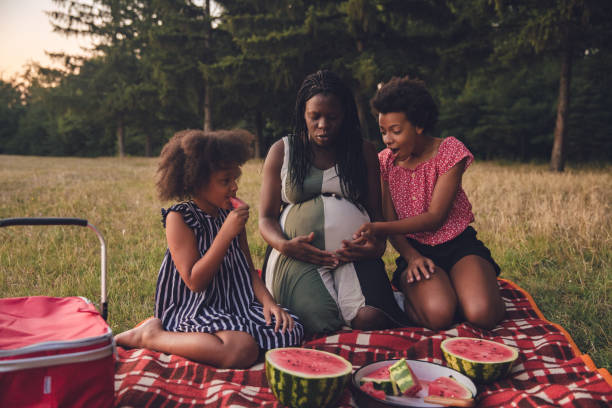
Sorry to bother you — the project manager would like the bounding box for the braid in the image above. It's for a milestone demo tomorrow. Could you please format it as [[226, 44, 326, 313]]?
[[290, 70, 369, 209]]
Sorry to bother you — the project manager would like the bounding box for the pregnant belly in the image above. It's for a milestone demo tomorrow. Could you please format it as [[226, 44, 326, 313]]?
[[281, 195, 370, 251]]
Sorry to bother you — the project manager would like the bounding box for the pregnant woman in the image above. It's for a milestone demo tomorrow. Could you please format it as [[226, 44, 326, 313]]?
[[259, 70, 408, 334]]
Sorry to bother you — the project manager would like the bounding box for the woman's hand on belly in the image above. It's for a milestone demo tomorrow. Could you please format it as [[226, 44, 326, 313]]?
[[334, 234, 386, 262], [282, 231, 340, 267]]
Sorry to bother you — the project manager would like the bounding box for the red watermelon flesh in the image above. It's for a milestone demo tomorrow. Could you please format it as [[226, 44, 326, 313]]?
[[266, 348, 352, 376], [359, 363, 395, 395], [359, 382, 387, 400], [428, 376, 472, 399], [443, 338, 516, 362], [363, 364, 392, 380], [230, 196, 247, 209]]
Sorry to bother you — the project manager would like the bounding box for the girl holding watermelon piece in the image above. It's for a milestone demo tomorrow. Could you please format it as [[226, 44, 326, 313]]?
[[354, 77, 506, 330], [115, 129, 303, 368]]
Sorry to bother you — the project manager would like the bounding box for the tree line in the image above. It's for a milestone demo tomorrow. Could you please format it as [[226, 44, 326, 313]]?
[[1, 0, 610, 170]]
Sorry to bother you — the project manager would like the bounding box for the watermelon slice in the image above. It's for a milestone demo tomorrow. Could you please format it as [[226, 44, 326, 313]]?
[[428, 376, 472, 399], [441, 337, 519, 383], [359, 381, 387, 400], [229, 196, 247, 209], [358, 363, 395, 395], [388, 358, 421, 396], [265, 347, 352, 408]]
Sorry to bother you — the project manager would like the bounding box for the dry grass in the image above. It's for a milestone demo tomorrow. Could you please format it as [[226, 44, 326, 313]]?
[[1, 155, 610, 370]]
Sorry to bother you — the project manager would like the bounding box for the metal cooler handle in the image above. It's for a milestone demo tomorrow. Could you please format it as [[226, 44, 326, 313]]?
[[0, 217, 108, 321]]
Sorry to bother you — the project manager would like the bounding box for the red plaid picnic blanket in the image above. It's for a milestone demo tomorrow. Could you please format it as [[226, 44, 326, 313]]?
[[114, 279, 612, 407]]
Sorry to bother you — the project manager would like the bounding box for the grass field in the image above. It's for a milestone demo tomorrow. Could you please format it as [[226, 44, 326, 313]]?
[[1, 155, 610, 370]]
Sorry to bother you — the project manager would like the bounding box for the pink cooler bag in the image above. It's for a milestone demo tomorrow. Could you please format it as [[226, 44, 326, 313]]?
[[0, 218, 115, 408]]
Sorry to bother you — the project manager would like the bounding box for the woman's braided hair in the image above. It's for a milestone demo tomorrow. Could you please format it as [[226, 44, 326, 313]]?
[[289, 70, 368, 208]]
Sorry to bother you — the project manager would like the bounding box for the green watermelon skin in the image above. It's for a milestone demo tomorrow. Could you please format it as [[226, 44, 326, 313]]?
[[265, 348, 352, 408], [441, 337, 519, 383], [358, 364, 395, 395], [388, 358, 421, 396]]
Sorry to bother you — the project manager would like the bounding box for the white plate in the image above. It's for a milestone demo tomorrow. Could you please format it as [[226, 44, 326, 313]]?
[[352, 359, 477, 408]]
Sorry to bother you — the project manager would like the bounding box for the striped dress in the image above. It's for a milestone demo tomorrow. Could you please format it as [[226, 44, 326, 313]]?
[[154, 201, 304, 350]]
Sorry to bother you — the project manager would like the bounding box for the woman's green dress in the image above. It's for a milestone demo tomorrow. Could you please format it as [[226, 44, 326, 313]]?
[[263, 137, 408, 334]]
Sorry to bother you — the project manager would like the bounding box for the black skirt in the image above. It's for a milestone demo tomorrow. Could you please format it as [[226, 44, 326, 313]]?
[[392, 226, 501, 289]]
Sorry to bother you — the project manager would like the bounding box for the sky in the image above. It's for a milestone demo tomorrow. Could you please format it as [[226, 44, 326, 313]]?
[[0, 0, 91, 81]]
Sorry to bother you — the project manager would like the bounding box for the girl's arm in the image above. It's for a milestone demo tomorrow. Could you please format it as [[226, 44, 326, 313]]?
[[259, 139, 337, 267], [382, 175, 417, 257], [359, 158, 468, 237], [382, 177, 435, 282], [238, 229, 295, 333], [166, 207, 246, 293]]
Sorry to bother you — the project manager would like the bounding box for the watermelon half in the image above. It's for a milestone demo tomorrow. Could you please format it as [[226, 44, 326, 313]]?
[[441, 337, 519, 383], [265, 347, 352, 408]]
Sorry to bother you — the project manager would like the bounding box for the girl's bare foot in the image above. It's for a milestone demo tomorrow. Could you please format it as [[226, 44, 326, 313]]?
[[114, 317, 163, 349]]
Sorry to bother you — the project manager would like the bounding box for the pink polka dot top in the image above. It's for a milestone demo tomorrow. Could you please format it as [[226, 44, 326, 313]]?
[[379, 137, 474, 246]]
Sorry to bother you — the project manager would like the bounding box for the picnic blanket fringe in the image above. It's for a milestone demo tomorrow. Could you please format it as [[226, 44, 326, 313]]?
[[114, 279, 612, 407]]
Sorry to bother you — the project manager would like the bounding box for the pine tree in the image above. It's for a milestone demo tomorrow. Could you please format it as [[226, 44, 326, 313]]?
[[48, 0, 162, 156], [489, 0, 612, 171]]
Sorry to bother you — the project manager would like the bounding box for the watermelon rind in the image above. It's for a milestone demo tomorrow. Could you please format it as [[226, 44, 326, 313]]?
[[358, 363, 395, 395], [265, 347, 352, 408], [441, 337, 519, 383], [388, 358, 420, 395]]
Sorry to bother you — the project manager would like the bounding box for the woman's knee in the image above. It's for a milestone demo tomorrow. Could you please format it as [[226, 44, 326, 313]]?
[[300, 304, 344, 334], [292, 295, 343, 334]]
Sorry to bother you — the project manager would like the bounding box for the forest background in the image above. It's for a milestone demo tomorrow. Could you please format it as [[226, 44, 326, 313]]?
[[1, 0, 611, 168]]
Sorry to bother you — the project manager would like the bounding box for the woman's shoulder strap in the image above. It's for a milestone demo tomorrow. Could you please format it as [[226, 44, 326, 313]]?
[[282, 135, 290, 158]]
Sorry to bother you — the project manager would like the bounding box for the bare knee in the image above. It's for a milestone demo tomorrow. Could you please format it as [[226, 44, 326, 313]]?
[[217, 336, 259, 369], [463, 299, 506, 330], [415, 297, 456, 331], [351, 307, 393, 331], [450, 254, 505, 329], [420, 304, 455, 331]]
